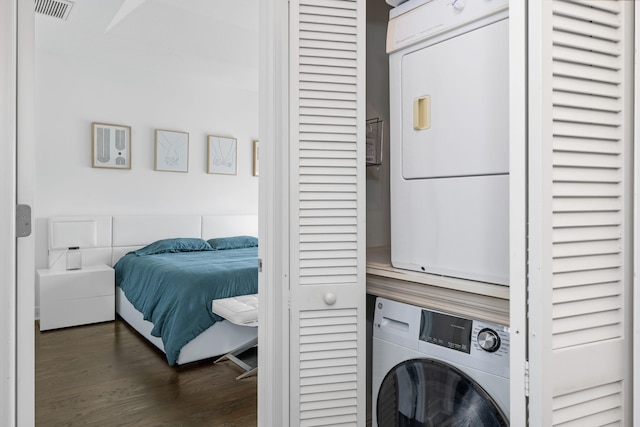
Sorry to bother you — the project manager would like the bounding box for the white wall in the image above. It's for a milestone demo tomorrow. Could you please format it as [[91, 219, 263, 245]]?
[[366, 1, 391, 249], [34, 41, 258, 312]]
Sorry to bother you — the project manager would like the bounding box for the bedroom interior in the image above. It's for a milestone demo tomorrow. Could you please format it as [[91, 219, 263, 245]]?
[[34, 0, 264, 424]]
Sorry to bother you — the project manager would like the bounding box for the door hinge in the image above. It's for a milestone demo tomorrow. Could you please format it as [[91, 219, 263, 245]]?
[[258, 258, 263, 272], [524, 360, 530, 397], [16, 204, 32, 238]]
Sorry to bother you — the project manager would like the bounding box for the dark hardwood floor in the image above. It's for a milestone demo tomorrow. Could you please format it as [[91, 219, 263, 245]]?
[[36, 318, 257, 426]]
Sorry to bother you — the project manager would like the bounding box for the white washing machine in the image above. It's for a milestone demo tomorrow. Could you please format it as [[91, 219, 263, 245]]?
[[388, 0, 510, 285], [372, 298, 510, 426]]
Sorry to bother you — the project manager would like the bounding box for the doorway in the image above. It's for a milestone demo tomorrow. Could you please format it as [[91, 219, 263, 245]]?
[[33, 0, 259, 424]]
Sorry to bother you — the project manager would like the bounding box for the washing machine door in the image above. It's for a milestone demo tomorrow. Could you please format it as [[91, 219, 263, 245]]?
[[377, 359, 508, 427]]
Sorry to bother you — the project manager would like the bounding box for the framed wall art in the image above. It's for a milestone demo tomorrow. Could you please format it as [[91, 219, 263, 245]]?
[[92, 122, 131, 169], [155, 129, 189, 172], [253, 140, 259, 176], [207, 135, 237, 175]]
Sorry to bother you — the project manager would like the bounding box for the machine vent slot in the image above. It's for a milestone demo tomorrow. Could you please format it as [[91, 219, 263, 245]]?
[[35, 0, 74, 21]]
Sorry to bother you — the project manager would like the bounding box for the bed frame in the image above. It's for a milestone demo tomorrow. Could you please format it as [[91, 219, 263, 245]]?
[[47, 214, 259, 365]]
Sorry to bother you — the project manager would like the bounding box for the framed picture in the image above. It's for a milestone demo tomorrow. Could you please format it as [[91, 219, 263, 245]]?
[[92, 122, 131, 169], [155, 129, 189, 172], [207, 135, 237, 175], [253, 140, 259, 176]]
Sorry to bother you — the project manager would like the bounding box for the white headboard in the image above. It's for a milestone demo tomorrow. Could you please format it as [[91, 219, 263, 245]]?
[[47, 214, 258, 269], [47, 216, 112, 270]]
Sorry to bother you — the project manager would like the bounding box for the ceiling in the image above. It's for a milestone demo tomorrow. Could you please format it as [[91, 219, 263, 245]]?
[[35, 0, 259, 89]]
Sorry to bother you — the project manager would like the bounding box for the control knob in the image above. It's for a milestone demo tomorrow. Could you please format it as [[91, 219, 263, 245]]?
[[477, 328, 501, 353]]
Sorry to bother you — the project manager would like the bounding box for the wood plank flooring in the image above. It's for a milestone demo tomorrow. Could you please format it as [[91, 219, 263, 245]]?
[[36, 318, 257, 426]]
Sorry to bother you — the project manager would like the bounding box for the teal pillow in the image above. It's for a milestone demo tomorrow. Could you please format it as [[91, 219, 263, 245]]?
[[207, 236, 258, 250], [132, 238, 212, 256]]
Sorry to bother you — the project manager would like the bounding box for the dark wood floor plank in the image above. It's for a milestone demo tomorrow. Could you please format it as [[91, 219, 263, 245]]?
[[36, 319, 257, 426]]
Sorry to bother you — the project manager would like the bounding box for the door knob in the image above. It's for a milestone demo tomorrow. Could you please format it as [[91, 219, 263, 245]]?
[[324, 292, 337, 305]]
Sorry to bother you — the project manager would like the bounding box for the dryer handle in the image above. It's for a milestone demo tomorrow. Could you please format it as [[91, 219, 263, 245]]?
[[413, 95, 431, 130]]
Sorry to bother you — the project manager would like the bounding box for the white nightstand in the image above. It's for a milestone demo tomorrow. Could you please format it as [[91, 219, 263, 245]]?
[[38, 264, 115, 331]]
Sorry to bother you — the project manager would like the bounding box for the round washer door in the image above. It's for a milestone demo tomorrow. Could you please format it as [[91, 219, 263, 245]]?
[[377, 358, 508, 427]]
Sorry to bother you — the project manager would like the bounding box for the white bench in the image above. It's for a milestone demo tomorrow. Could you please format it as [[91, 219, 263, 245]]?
[[212, 294, 258, 379]]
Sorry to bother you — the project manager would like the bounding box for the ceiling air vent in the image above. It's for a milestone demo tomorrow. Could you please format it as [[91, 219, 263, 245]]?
[[35, 0, 74, 21]]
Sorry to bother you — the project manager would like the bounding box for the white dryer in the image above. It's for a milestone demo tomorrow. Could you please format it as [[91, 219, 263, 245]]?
[[372, 298, 510, 426], [388, 0, 510, 285]]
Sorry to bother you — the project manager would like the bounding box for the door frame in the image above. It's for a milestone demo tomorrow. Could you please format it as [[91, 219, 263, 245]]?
[[508, 0, 528, 423], [0, 0, 19, 422], [16, 0, 36, 422], [634, 3, 639, 422], [2, 0, 35, 425], [258, 0, 290, 425]]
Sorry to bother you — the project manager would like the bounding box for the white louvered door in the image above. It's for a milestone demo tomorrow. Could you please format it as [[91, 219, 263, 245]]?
[[527, 1, 633, 425], [289, 0, 366, 425]]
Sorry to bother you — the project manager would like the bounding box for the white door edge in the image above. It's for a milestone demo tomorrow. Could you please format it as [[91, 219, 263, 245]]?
[[0, 0, 18, 423], [16, 0, 36, 424], [634, 3, 639, 424], [508, 1, 528, 424], [258, 0, 290, 425]]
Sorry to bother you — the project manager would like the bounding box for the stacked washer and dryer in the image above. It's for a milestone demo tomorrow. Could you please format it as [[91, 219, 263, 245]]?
[[373, 0, 511, 425]]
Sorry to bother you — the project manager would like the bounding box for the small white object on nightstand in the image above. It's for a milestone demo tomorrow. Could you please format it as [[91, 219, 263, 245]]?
[[65, 247, 82, 270], [38, 264, 115, 331]]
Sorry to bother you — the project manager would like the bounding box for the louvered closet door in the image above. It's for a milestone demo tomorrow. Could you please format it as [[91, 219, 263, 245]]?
[[289, 0, 366, 425], [527, 1, 633, 425]]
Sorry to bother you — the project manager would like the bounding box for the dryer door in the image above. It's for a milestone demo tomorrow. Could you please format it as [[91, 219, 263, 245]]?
[[401, 18, 509, 180], [377, 359, 508, 427]]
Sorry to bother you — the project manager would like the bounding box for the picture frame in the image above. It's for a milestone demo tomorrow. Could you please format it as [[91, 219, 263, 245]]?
[[253, 140, 259, 177], [155, 129, 189, 173], [207, 135, 237, 175], [92, 122, 131, 169]]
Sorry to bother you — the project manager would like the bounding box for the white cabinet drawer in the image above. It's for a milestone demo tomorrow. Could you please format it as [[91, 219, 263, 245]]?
[[38, 265, 115, 331], [39, 266, 114, 300], [40, 296, 114, 331]]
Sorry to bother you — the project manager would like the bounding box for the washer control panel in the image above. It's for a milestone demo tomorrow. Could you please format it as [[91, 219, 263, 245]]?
[[374, 298, 510, 379], [419, 307, 510, 378]]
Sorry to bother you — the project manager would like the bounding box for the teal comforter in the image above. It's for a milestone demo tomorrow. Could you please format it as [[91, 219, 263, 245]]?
[[114, 247, 258, 365]]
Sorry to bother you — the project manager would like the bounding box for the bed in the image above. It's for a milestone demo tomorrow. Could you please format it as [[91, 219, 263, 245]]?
[[115, 237, 258, 365], [46, 214, 259, 366]]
